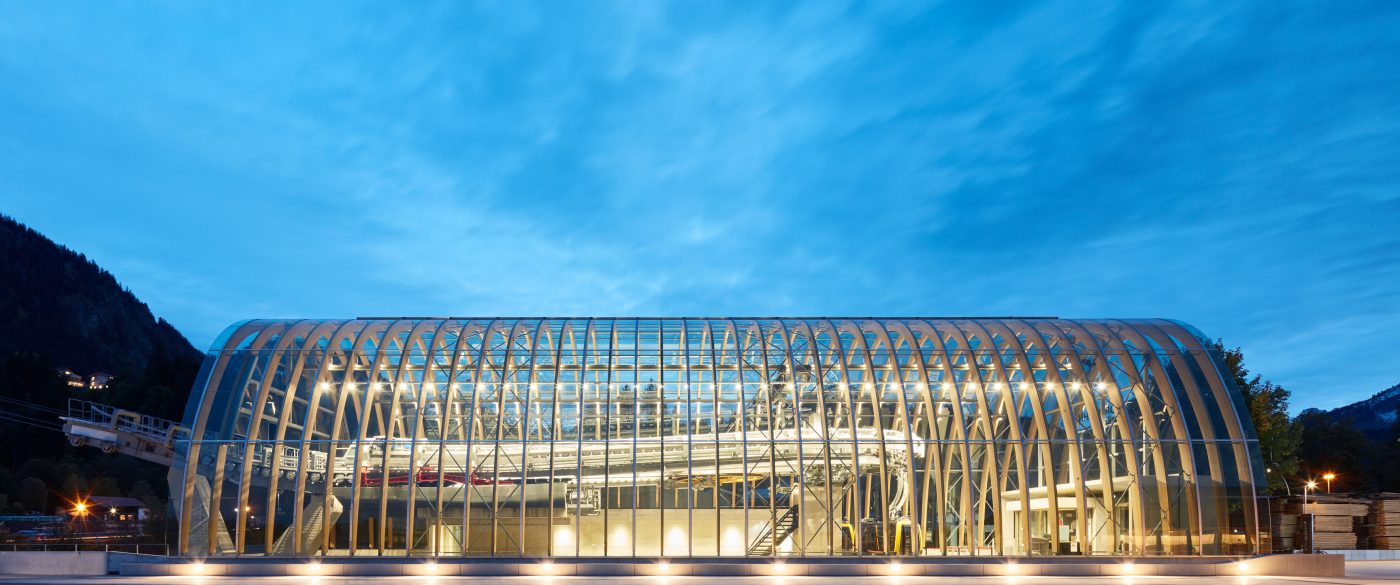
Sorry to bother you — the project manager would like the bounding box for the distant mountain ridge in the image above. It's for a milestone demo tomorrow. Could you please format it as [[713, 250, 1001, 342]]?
[[0, 213, 200, 376], [1324, 382, 1400, 436]]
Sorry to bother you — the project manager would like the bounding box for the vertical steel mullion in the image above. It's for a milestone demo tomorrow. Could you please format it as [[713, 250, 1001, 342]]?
[[346, 322, 397, 556], [957, 324, 1013, 557], [600, 322, 615, 557], [544, 321, 568, 558], [574, 320, 595, 558], [957, 321, 1014, 556], [878, 321, 922, 556], [924, 322, 974, 556], [295, 322, 359, 557], [704, 320, 724, 556], [654, 320, 666, 556], [336, 322, 383, 556], [774, 321, 806, 557], [518, 320, 548, 556], [909, 321, 947, 557], [403, 322, 446, 556], [379, 322, 426, 556], [314, 324, 367, 558], [825, 320, 862, 557], [795, 321, 833, 556], [724, 320, 749, 557], [679, 319, 694, 557], [459, 321, 492, 554], [488, 321, 523, 556], [753, 322, 778, 556], [462, 319, 499, 557], [631, 318, 640, 557], [849, 323, 893, 555], [434, 321, 471, 557], [968, 320, 1034, 556]]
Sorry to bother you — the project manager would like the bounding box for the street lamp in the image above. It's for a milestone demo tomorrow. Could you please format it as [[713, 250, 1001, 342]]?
[[1322, 473, 1336, 494], [1305, 480, 1318, 552], [72, 500, 90, 535]]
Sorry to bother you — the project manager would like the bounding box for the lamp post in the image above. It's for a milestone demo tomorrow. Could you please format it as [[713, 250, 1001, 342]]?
[[1305, 480, 1318, 552], [1322, 473, 1336, 494], [73, 501, 89, 534]]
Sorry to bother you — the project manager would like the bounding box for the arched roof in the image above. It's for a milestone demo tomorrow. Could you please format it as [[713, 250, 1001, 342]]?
[[173, 317, 1263, 557], [181, 317, 1257, 448]]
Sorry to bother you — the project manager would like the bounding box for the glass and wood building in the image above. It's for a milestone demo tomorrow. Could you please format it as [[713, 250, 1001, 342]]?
[[173, 318, 1262, 558]]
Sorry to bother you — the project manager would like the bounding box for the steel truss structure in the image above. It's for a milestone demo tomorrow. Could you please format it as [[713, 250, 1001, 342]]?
[[173, 318, 1262, 558]]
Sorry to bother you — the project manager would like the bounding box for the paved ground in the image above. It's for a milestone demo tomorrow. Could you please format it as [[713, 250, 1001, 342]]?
[[3, 561, 1398, 585]]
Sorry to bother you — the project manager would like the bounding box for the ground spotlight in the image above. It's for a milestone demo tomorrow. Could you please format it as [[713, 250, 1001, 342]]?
[[885, 560, 904, 576], [1003, 560, 1021, 576], [417, 559, 442, 578], [185, 560, 206, 577], [769, 560, 787, 576]]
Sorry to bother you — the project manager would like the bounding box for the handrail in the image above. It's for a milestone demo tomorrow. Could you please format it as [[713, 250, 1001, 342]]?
[[0, 542, 170, 555], [65, 399, 189, 446]]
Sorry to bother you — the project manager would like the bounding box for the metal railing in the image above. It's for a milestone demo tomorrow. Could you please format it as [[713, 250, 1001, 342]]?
[[66, 399, 189, 446], [0, 542, 170, 555]]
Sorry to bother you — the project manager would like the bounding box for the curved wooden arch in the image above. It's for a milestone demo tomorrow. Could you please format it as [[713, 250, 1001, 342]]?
[[176, 318, 1259, 559]]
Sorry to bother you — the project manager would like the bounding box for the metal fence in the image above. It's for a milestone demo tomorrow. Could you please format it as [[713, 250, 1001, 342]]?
[[0, 543, 170, 555]]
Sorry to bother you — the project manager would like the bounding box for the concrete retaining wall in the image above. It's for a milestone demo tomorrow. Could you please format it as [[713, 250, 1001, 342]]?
[[0, 551, 108, 576], [105, 551, 176, 574], [1235, 554, 1345, 577]]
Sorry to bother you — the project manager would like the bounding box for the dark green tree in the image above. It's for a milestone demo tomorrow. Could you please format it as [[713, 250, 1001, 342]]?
[[1217, 343, 1301, 494], [1376, 403, 1400, 491], [17, 476, 47, 512], [1296, 409, 1375, 492]]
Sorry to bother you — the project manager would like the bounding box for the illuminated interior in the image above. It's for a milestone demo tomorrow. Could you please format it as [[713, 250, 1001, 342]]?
[[173, 318, 1262, 557]]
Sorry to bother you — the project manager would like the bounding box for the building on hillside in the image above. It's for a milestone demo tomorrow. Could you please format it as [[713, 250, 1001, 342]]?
[[57, 367, 86, 388], [85, 496, 151, 524], [88, 372, 114, 390], [171, 318, 1263, 558]]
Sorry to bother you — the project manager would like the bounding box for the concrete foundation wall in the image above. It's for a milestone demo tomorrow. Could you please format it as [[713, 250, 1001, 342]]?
[[1235, 554, 1344, 577], [0, 551, 108, 576]]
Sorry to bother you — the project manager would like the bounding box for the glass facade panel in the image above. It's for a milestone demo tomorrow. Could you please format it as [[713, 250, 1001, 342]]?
[[172, 318, 1263, 557]]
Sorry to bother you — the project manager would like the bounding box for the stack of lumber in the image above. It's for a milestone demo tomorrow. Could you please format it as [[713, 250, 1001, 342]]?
[[1270, 510, 1298, 551], [1286, 495, 1369, 550], [1364, 494, 1400, 550]]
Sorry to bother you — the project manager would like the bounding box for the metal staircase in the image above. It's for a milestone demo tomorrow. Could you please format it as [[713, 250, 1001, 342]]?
[[270, 495, 344, 556], [185, 474, 236, 555], [748, 504, 800, 556]]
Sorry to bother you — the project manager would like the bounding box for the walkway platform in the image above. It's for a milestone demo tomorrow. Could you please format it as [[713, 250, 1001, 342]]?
[[112, 554, 1343, 578], [0, 551, 1350, 580]]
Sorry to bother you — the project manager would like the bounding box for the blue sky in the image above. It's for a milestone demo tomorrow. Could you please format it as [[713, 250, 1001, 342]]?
[[1, 2, 1397, 411]]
